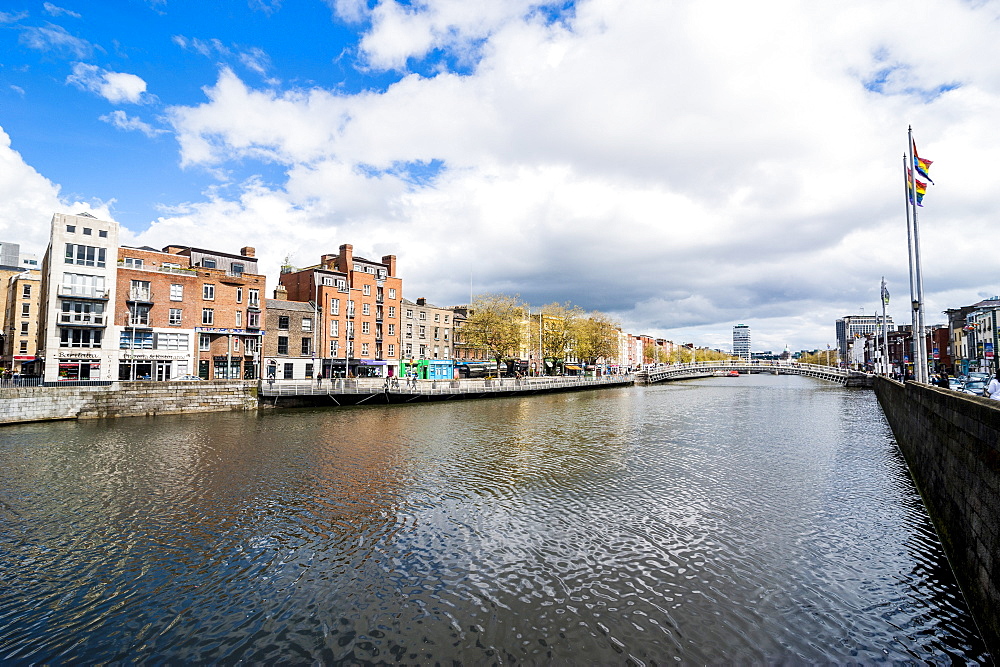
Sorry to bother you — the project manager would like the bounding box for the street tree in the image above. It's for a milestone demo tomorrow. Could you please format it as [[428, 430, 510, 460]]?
[[572, 312, 620, 367], [538, 302, 582, 373], [461, 293, 527, 375]]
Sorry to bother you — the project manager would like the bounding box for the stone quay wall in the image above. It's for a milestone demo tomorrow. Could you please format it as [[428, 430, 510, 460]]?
[[0, 381, 259, 424], [873, 376, 1000, 652]]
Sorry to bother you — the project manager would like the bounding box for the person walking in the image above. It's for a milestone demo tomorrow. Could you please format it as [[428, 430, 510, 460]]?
[[986, 374, 1000, 401]]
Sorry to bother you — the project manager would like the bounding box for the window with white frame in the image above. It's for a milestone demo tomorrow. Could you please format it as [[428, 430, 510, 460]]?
[[362, 303, 370, 316], [330, 320, 339, 337], [235, 311, 242, 327], [388, 323, 395, 335], [388, 288, 396, 299], [203, 284, 215, 300], [361, 342, 369, 356], [388, 343, 395, 357], [302, 317, 312, 332], [64, 243, 107, 267], [21, 284, 31, 298], [20, 322, 29, 334], [388, 306, 396, 318], [170, 283, 183, 300], [157, 332, 189, 350], [199, 334, 211, 351], [248, 289, 260, 306], [122, 257, 144, 269], [363, 284, 371, 296], [21, 303, 29, 317], [236, 287, 243, 303], [169, 308, 182, 326], [406, 309, 413, 319], [248, 311, 260, 328], [202, 308, 214, 325], [130, 280, 151, 301], [330, 340, 339, 356], [323, 276, 334, 286], [331, 298, 340, 315], [362, 321, 370, 334]]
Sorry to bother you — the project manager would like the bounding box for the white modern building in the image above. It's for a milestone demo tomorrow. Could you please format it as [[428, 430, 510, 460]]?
[[38, 212, 119, 382], [733, 323, 751, 361]]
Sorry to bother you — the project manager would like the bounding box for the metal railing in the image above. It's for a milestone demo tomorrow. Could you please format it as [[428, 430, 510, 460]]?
[[259, 374, 635, 397]]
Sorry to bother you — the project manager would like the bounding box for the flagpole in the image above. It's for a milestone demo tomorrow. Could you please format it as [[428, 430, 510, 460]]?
[[881, 277, 890, 376], [903, 153, 918, 382], [908, 126, 929, 383]]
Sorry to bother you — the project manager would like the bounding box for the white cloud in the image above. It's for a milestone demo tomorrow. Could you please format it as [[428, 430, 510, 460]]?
[[43, 3, 82, 19], [0, 125, 114, 253], [19, 23, 92, 58], [66, 62, 149, 104], [99, 110, 167, 137], [79, 0, 1000, 348]]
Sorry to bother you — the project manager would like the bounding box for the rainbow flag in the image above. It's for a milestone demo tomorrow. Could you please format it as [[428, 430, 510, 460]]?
[[912, 140, 934, 183], [907, 169, 928, 206]]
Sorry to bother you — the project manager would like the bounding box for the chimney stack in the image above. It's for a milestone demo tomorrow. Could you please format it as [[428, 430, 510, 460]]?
[[273, 284, 287, 300], [336, 244, 353, 273], [381, 254, 397, 277], [240, 246, 255, 258], [417, 297, 426, 306]]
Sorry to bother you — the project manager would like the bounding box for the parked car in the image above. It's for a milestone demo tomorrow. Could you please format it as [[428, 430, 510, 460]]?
[[174, 374, 204, 381], [959, 380, 987, 396], [948, 377, 963, 390]]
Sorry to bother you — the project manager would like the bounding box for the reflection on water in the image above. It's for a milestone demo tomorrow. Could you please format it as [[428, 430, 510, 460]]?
[[0, 374, 989, 663]]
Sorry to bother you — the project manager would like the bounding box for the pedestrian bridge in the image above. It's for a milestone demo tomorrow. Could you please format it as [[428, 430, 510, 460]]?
[[639, 361, 873, 387]]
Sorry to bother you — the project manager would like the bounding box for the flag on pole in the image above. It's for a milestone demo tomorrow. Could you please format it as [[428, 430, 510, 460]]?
[[912, 140, 934, 184], [881, 279, 890, 305], [907, 169, 928, 206]]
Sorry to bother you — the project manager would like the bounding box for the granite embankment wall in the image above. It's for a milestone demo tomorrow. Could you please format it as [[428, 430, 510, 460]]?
[[873, 377, 1000, 652], [0, 381, 259, 424]]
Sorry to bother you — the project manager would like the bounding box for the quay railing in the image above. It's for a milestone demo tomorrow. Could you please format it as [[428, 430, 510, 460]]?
[[259, 374, 635, 398]]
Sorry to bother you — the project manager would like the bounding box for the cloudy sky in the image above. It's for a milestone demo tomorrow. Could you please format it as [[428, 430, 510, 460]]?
[[1, 0, 998, 352]]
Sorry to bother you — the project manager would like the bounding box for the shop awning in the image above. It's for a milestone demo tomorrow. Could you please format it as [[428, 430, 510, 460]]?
[[565, 365, 582, 371]]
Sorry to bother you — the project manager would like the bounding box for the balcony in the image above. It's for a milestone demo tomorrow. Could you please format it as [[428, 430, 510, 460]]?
[[58, 313, 106, 327], [127, 289, 153, 303], [58, 285, 108, 300]]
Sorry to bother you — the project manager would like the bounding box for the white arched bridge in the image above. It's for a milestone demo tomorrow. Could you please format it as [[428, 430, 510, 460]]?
[[638, 361, 873, 387]]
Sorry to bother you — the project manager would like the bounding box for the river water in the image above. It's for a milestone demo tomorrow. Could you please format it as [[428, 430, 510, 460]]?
[[0, 374, 989, 663]]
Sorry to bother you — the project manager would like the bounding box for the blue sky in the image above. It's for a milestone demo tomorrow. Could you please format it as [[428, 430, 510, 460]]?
[[3, 0, 1000, 352]]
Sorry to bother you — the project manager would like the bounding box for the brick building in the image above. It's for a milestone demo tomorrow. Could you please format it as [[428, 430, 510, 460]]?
[[114, 244, 265, 380], [262, 285, 318, 380], [279, 244, 402, 378]]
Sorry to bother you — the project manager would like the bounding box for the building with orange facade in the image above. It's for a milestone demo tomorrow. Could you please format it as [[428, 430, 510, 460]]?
[[278, 244, 401, 378]]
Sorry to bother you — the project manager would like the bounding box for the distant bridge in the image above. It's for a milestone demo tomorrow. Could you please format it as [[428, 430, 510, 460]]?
[[639, 361, 873, 387]]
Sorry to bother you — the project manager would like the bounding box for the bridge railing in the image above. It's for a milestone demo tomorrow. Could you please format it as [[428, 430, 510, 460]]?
[[259, 374, 635, 397]]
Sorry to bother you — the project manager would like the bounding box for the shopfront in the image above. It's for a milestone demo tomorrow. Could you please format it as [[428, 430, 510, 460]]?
[[58, 356, 102, 381], [118, 352, 191, 381]]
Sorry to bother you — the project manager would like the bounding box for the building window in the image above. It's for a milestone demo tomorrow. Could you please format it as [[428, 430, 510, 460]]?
[[248, 311, 260, 328], [301, 337, 312, 355], [157, 332, 189, 350], [363, 284, 371, 296], [130, 280, 151, 301], [236, 287, 243, 303], [322, 276, 334, 286], [21, 303, 29, 317], [20, 322, 29, 335], [388, 306, 396, 318], [388, 324, 395, 335], [129, 304, 151, 326], [283, 362, 293, 379], [59, 328, 102, 348], [419, 312, 426, 320], [61, 273, 105, 299], [330, 320, 339, 337], [235, 311, 242, 327], [19, 341, 28, 354], [169, 308, 182, 326], [302, 317, 312, 332], [434, 327, 440, 340], [233, 337, 240, 352], [83, 228, 92, 235], [66, 225, 75, 233], [202, 308, 214, 325], [170, 284, 183, 300], [337, 279, 347, 292], [245, 337, 259, 354], [330, 340, 339, 356], [362, 321, 370, 334], [21, 284, 31, 298], [231, 263, 244, 275], [406, 309, 413, 319], [419, 325, 426, 338], [64, 243, 107, 268], [122, 257, 144, 269], [305, 362, 313, 378], [406, 323, 412, 337], [362, 303, 370, 316], [331, 298, 340, 315], [119, 331, 153, 349], [405, 343, 412, 356], [444, 315, 450, 323], [59, 300, 105, 325], [388, 288, 396, 299], [199, 334, 211, 351], [388, 344, 395, 357], [277, 336, 289, 355], [278, 316, 290, 330], [203, 284, 215, 300], [434, 313, 440, 322], [361, 343, 369, 356], [248, 289, 260, 307], [202, 258, 217, 269], [99, 230, 108, 238]]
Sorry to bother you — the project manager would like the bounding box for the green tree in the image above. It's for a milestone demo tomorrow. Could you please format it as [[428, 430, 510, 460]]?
[[572, 312, 620, 366], [461, 293, 526, 374], [538, 302, 582, 373]]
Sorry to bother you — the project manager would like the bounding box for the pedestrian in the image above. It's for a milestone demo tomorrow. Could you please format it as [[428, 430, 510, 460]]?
[[936, 372, 950, 389], [986, 375, 1000, 401]]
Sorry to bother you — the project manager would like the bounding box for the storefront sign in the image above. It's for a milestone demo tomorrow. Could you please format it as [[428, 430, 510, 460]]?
[[986, 342, 995, 359]]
